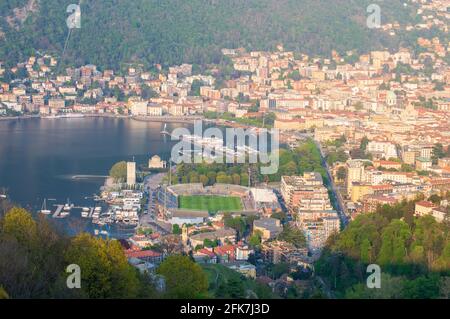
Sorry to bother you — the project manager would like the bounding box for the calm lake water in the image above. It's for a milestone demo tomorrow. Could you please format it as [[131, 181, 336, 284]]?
[[0, 117, 183, 211]]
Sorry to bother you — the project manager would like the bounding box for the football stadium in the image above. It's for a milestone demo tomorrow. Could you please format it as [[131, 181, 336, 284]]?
[[157, 183, 255, 213]]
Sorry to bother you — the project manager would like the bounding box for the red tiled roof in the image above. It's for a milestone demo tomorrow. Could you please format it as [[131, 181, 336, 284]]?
[[197, 249, 216, 257], [125, 250, 162, 259], [416, 201, 436, 208], [214, 245, 235, 255]]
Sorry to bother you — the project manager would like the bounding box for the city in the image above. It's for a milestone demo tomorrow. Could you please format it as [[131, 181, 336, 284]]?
[[0, 0, 449, 305]]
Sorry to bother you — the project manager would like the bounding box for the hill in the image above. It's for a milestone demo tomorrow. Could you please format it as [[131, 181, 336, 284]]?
[[315, 198, 450, 299], [0, 0, 418, 69]]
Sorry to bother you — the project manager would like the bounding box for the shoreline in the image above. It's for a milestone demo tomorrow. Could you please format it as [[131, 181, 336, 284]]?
[[0, 113, 205, 124]]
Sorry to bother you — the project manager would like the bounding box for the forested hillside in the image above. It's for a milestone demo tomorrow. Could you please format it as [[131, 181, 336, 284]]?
[[316, 198, 450, 299], [0, 0, 418, 69]]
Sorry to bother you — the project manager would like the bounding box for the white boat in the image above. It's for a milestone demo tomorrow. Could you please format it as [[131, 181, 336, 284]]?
[[60, 211, 70, 217], [94, 207, 102, 212], [38, 199, 52, 215], [100, 230, 109, 236]]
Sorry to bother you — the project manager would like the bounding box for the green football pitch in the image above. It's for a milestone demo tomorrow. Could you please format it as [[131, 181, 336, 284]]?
[[179, 195, 243, 212]]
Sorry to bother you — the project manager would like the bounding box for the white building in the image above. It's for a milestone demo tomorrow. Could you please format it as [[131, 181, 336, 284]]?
[[127, 162, 136, 186], [130, 101, 148, 116], [367, 141, 398, 159]]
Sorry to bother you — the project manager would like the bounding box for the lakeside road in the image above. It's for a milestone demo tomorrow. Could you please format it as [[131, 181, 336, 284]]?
[[1, 113, 204, 124], [0, 115, 40, 121], [133, 115, 204, 124]]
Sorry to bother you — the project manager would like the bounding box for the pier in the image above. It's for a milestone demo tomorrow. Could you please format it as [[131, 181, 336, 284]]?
[[52, 205, 65, 218]]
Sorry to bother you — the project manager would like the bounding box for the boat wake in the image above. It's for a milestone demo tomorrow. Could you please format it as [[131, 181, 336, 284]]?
[[58, 174, 108, 181]]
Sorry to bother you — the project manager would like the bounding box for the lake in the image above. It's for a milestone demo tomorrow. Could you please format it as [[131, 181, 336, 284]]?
[[0, 117, 183, 211]]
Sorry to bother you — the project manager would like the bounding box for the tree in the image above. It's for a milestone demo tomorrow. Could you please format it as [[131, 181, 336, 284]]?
[[345, 273, 404, 299], [1, 207, 37, 245], [232, 173, 241, 185], [199, 174, 209, 186], [278, 224, 306, 248], [337, 167, 347, 181], [240, 173, 249, 187], [249, 231, 262, 248], [216, 173, 230, 184], [402, 275, 441, 299], [224, 215, 246, 238], [65, 233, 141, 298], [204, 238, 218, 248], [271, 211, 287, 223], [190, 79, 204, 96], [0, 208, 71, 298], [217, 277, 245, 298], [270, 263, 290, 279], [156, 255, 208, 299], [0, 287, 8, 299], [326, 150, 348, 166], [141, 84, 158, 99], [360, 137, 369, 151], [109, 161, 127, 182], [377, 219, 412, 266], [172, 224, 181, 235], [432, 143, 445, 164]]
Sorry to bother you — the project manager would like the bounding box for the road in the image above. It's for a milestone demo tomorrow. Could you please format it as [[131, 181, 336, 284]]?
[[293, 132, 348, 227], [313, 139, 349, 227], [140, 173, 171, 234]]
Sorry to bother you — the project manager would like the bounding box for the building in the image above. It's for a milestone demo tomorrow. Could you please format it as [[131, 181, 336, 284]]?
[[250, 188, 280, 212], [148, 155, 166, 169], [167, 209, 209, 226], [130, 100, 148, 116], [235, 246, 253, 261], [430, 207, 448, 223], [253, 218, 283, 242], [147, 103, 163, 116], [301, 217, 340, 252], [438, 158, 450, 169], [281, 173, 325, 212], [367, 141, 398, 159], [346, 160, 366, 196], [127, 162, 136, 186], [189, 228, 237, 248], [225, 261, 256, 278], [261, 240, 309, 264], [415, 157, 432, 171], [415, 201, 436, 217]]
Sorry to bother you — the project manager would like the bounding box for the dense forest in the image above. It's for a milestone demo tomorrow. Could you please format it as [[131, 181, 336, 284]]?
[[0, 204, 256, 299], [316, 198, 450, 299], [0, 0, 418, 69]]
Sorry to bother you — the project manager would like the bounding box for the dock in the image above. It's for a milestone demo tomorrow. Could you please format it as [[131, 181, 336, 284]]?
[[88, 207, 94, 218], [52, 205, 64, 218]]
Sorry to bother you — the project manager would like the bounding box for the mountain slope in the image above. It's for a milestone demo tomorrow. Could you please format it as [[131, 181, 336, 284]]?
[[0, 0, 417, 69]]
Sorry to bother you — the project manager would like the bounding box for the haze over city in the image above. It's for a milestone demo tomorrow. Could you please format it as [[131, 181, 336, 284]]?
[[0, 0, 449, 306]]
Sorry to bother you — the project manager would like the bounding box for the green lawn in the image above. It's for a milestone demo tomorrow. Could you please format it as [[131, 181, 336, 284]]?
[[179, 195, 243, 212]]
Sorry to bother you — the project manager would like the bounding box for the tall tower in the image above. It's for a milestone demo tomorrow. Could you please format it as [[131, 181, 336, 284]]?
[[127, 162, 136, 187]]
